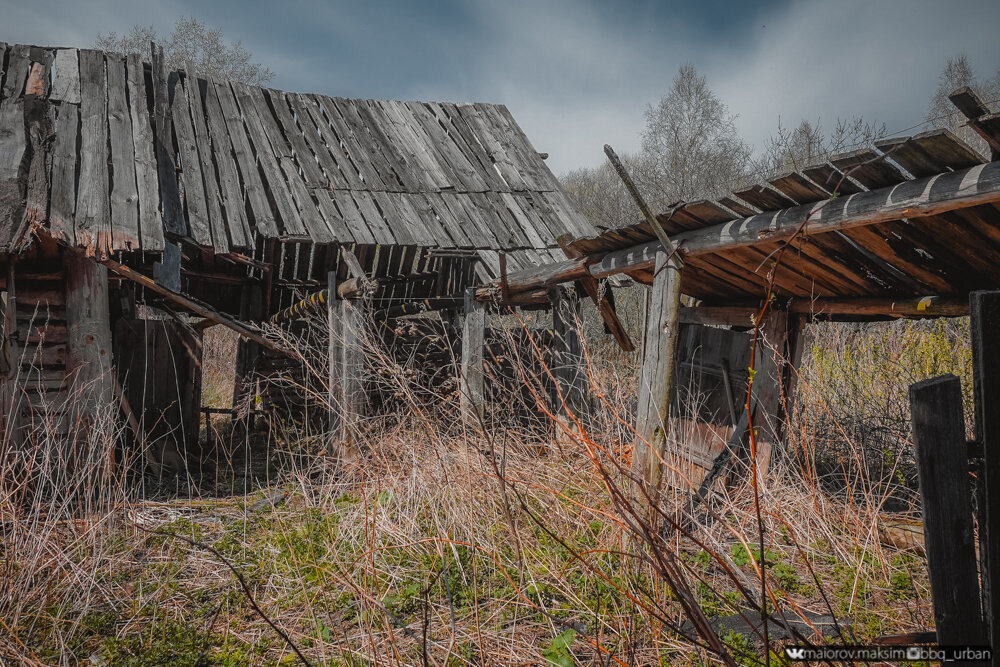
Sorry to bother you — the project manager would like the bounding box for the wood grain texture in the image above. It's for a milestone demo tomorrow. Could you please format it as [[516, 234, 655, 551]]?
[[970, 292, 1000, 659], [126, 53, 164, 251], [106, 54, 141, 250], [910, 374, 985, 648], [74, 49, 111, 256]]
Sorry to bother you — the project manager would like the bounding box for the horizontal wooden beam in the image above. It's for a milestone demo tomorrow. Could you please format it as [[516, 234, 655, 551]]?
[[101, 258, 290, 354], [485, 160, 1000, 299], [592, 160, 1000, 279], [679, 295, 969, 326]]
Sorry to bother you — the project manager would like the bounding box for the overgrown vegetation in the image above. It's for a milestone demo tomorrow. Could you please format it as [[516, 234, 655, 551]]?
[[2, 304, 967, 666]]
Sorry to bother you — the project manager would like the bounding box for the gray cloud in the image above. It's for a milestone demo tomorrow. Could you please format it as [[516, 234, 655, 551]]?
[[1, 0, 997, 176]]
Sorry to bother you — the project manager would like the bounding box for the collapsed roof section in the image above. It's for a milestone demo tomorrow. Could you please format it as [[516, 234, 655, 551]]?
[[0, 42, 593, 275]]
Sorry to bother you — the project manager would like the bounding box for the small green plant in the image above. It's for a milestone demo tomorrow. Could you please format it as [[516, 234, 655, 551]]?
[[542, 628, 577, 667]]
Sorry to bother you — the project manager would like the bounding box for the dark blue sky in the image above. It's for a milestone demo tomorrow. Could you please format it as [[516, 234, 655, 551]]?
[[4, 0, 998, 173]]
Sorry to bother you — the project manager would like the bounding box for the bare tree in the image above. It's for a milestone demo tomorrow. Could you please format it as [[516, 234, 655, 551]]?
[[754, 116, 886, 179], [641, 64, 752, 205], [96, 17, 274, 85], [926, 54, 999, 157], [563, 65, 752, 231], [561, 152, 659, 231]]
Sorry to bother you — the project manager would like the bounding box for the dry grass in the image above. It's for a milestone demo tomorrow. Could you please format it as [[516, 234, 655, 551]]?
[[0, 310, 945, 666]]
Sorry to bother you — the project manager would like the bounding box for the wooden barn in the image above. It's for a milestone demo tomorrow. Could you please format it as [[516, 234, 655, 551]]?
[[0, 42, 595, 466]]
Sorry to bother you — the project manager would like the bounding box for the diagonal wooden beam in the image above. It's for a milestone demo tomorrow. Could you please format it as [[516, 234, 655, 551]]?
[[557, 234, 634, 352], [100, 258, 291, 356]]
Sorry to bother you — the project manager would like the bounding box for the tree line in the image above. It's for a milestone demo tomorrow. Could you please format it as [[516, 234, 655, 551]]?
[[561, 56, 1000, 231]]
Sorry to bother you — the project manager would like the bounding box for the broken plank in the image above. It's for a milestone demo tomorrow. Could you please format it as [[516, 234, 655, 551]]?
[[75, 49, 112, 257], [50, 48, 80, 104]]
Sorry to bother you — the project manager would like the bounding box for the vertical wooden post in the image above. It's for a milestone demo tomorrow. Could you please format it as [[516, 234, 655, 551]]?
[[0, 261, 21, 443], [910, 374, 985, 649], [750, 306, 791, 474], [549, 285, 589, 420], [634, 249, 682, 490], [232, 284, 263, 428], [461, 287, 486, 425], [64, 248, 113, 428], [327, 271, 343, 437], [971, 290, 1000, 662], [336, 296, 366, 454]]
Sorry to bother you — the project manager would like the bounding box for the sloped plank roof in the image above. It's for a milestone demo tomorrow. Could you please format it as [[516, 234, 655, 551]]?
[[0, 42, 594, 258], [568, 127, 1000, 305]]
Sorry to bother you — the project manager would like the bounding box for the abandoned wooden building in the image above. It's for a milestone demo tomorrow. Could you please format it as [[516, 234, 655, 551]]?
[[0, 42, 595, 465], [4, 38, 1000, 496]]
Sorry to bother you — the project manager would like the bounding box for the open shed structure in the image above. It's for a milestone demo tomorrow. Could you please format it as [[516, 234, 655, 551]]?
[[471, 86, 1000, 487], [0, 42, 595, 461]]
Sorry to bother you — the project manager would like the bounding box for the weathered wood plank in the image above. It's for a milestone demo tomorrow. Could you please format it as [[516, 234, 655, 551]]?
[[0, 45, 30, 252], [48, 102, 79, 246], [970, 291, 1000, 659], [287, 93, 356, 190], [634, 249, 683, 492], [263, 88, 328, 188], [50, 48, 80, 104], [801, 162, 865, 196], [106, 54, 141, 251], [460, 287, 486, 423], [20, 54, 55, 251], [732, 183, 796, 211], [875, 135, 952, 178], [352, 190, 400, 245], [184, 74, 229, 254], [407, 101, 488, 192], [169, 72, 211, 247], [232, 81, 307, 239], [126, 54, 164, 252], [909, 374, 985, 648], [74, 49, 112, 256], [202, 78, 252, 250], [549, 286, 589, 419], [830, 148, 909, 190], [457, 103, 528, 191], [64, 248, 113, 417], [329, 97, 394, 191], [215, 79, 279, 238], [351, 98, 421, 192], [151, 44, 186, 239], [329, 190, 375, 245], [432, 101, 508, 192]]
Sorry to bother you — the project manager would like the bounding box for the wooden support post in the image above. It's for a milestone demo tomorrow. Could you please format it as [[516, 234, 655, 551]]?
[[970, 290, 1000, 662], [909, 374, 985, 650], [0, 261, 20, 442], [336, 296, 366, 453], [750, 307, 791, 474], [327, 271, 346, 450], [64, 247, 114, 431], [549, 286, 589, 421], [232, 284, 263, 428], [634, 249, 682, 491], [460, 287, 486, 426]]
